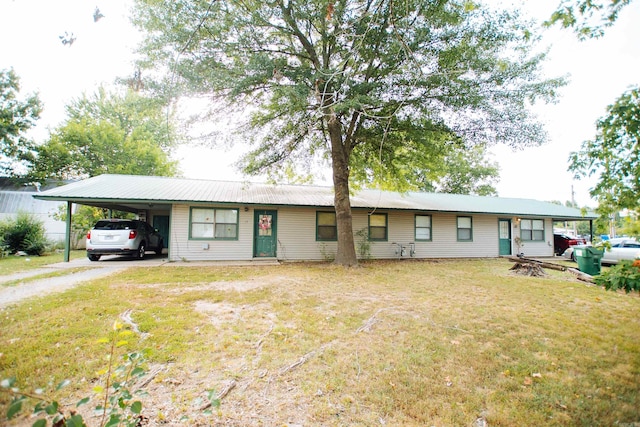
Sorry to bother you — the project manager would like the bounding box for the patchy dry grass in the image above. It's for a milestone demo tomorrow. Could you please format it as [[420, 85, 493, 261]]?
[[1, 259, 639, 426]]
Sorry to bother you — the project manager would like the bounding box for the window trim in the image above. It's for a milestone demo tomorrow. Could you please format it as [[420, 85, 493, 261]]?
[[520, 218, 545, 242], [189, 207, 239, 241], [456, 216, 473, 242], [368, 212, 388, 241], [316, 211, 338, 242], [415, 214, 433, 242]]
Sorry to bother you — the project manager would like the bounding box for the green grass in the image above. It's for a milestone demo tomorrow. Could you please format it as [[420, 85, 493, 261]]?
[[1, 259, 639, 426], [0, 250, 84, 276]]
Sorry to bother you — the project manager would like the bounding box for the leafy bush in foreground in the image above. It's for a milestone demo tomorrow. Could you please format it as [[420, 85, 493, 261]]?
[[0, 212, 47, 256], [2, 321, 148, 427], [2, 320, 220, 426], [594, 261, 640, 293]]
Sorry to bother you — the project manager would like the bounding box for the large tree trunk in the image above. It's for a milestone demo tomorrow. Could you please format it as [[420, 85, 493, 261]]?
[[327, 115, 358, 266]]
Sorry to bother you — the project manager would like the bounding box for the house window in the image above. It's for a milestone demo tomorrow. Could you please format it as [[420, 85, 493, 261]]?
[[521, 219, 544, 241], [369, 213, 388, 241], [457, 216, 473, 241], [415, 215, 432, 241], [190, 207, 238, 239], [316, 211, 337, 241]]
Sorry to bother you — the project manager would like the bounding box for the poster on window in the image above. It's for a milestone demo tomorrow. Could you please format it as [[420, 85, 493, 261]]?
[[258, 215, 272, 236]]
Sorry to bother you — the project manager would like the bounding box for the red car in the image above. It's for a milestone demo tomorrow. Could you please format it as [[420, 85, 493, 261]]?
[[554, 233, 587, 256]]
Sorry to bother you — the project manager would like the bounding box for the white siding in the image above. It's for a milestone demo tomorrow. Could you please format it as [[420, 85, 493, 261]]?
[[169, 204, 555, 262]]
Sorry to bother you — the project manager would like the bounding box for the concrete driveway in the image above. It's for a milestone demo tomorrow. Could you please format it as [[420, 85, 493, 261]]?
[[0, 254, 169, 308]]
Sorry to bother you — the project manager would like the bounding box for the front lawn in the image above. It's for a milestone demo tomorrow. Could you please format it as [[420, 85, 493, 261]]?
[[1, 259, 639, 426], [0, 250, 85, 276]]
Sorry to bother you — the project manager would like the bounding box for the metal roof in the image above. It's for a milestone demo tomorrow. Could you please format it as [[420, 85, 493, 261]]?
[[0, 191, 64, 214], [0, 178, 72, 215], [33, 174, 596, 220]]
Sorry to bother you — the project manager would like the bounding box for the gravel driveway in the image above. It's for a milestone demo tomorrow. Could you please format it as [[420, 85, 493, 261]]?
[[0, 255, 168, 308]]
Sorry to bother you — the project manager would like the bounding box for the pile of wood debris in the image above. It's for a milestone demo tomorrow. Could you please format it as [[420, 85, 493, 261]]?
[[508, 256, 595, 283]]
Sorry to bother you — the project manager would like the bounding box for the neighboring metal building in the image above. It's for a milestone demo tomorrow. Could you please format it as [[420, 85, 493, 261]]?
[[0, 178, 71, 243], [34, 174, 597, 262]]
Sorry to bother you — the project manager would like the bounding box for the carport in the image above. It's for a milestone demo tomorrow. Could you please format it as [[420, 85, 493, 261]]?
[[33, 185, 172, 262]]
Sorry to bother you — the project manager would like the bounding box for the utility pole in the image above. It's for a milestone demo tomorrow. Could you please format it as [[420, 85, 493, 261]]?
[[571, 185, 577, 236]]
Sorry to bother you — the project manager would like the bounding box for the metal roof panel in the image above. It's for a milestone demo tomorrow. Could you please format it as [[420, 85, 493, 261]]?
[[33, 174, 596, 219]]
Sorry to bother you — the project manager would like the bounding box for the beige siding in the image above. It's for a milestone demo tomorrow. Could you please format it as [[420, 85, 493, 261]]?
[[412, 213, 499, 259], [169, 204, 254, 261], [169, 204, 554, 262], [514, 217, 555, 257], [277, 207, 327, 261]]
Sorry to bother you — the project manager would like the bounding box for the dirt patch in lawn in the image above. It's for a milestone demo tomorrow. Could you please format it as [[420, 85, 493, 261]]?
[[144, 275, 301, 294]]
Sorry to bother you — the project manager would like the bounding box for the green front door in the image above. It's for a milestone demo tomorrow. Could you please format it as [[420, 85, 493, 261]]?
[[254, 210, 277, 257], [499, 219, 512, 256], [153, 215, 170, 249]]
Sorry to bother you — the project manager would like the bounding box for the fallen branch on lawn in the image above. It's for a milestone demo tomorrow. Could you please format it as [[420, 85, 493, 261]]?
[[356, 308, 385, 333], [255, 322, 274, 352], [119, 309, 150, 339], [567, 267, 596, 284], [199, 379, 237, 410], [133, 364, 164, 391], [279, 350, 317, 375]]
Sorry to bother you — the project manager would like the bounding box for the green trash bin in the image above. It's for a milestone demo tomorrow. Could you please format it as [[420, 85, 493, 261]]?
[[573, 246, 603, 275]]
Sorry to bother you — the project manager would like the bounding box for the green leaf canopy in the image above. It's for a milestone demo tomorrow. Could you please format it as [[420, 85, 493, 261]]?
[[0, 68, 42, 176], [569, 86, 640, 215], [133, 0, 563, 174], [27, 87, 180, 181]]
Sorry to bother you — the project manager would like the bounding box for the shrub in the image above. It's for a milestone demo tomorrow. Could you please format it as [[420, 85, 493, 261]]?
[[0, 212, 48, 256], [355, 228, 371, 259], [593, 261, 640, 293]]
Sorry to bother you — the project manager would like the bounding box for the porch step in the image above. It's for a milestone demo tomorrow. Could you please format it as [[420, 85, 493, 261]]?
[[251, 257, 280, 265]]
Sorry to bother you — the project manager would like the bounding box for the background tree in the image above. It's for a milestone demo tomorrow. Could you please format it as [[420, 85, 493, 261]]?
[[569, 87, 640, 217], [352, 142, 499, 195], [26, 87, 182, 241], [435, 145, 499, 196], [26, 87, 180, 181], [132, 0, 564, 266], [546, 0, 633, 39], [0, 69, 42, 176], [548, 1, 638, 236], [52, 204, 117, 249], [619, 213, 640, 237]]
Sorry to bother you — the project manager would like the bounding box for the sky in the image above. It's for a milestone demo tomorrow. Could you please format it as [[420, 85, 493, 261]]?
[[1, 0, 639, 207]]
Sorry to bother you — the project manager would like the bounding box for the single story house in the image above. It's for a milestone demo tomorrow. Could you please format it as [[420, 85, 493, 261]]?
[[33, 174, 597, 262]]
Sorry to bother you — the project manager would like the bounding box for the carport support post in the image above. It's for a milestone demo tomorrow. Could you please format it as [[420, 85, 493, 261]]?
[[64, 201, 72, 262]]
